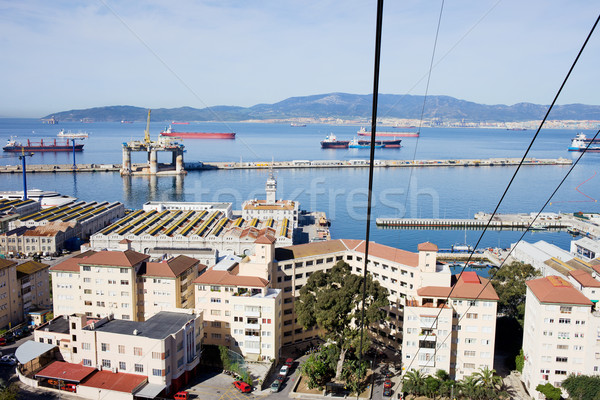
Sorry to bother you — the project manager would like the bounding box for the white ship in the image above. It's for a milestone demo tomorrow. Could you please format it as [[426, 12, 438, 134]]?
[[57, 129, 89, 138], [0, 189, 77, 208]]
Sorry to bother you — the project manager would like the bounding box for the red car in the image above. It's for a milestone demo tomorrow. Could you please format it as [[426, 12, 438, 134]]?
[[233, 380, 252, 393], [285, 358, 294, 367], [383, 380, 392, 389]]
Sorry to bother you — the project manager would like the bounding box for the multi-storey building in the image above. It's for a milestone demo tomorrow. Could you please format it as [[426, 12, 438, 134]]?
[[50, 246, 202, 322], [16, 260, 51, 313], [34, 310, 202, 395], [194, 235, 281, 361], [0, 258, 22, 328], [0, 222, 77, 256], [522, 274, 600, 399], [403, 270, 498, 380], [194, 238, 498, 378]]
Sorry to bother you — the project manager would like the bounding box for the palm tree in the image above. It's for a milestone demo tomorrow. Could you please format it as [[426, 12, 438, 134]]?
[[403, 369, 427, 396], [473, 366, 503, 390], [458, 375, 479, 399]]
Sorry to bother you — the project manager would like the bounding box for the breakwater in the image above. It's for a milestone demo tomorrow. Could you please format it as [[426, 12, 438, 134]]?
[[0, 157, 573, 173]]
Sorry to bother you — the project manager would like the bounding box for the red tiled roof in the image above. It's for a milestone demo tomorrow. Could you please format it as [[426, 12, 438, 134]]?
[[119, 238, 131, 244], [354, 241, 419, 267], [80, 250, 149, 267], [80, 370, 147, 393], [142, 255, 199, 278], [50, 250, 97, 272], [35, 361, 96, 383], [527, 276, 593, 306], [418, 242, 438, 252], [193, 268, 268, 287], [418, 273, 499, 301], [255, 234, 276, 244], [569, 269, 600, 288]]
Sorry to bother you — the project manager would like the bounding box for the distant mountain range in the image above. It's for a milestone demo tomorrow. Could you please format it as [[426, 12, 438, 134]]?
[[42, 93, 600, 122]]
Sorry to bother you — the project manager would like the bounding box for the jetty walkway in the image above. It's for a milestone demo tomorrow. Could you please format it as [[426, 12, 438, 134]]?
[[376, 211, 600, 239], [0, 157, 572, 174]]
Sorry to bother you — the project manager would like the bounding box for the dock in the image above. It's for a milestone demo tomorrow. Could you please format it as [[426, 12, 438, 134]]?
[[0, 157, 573, 174], [376, 211, 600, 239]]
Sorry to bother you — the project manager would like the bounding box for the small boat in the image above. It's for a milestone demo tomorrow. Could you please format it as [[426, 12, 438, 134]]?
[[320, 134, 349, 149], [506, 128, 527, 131], [530, 223, 547, 231], [160, 125, 235, 139], [172, 121, 190, 125], [357, 126, 419, 137], [121, 120, 133, 124], [290, 123, 307, 127], [57, 129, 88, 138], [567, 227, 580, 236]]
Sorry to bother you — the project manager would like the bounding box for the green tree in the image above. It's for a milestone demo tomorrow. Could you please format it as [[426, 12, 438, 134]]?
[[402, 369, 427, 396], [515, 349, 524, 373], [300, 353, 332, 390], [535, 383, 562, 400], [0, 379, 18, 400], [562, 374, 600, 400], [458, 375, 479, 399], [473, 366, 503, 390], [296, 261, 389, 376], [340, 358, 368, 394], [489, 261, 540, 323], [424, 376, 441, 399], [219, 345, 231, 370]]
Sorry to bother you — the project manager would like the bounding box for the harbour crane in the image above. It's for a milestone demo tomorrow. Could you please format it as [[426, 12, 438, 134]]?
[[0, 150, 34, 200], [144, 109, 152, 144]]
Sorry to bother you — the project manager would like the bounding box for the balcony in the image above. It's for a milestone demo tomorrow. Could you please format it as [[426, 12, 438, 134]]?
[[244, 323, 260, 330], [418, 357, 436, 367]]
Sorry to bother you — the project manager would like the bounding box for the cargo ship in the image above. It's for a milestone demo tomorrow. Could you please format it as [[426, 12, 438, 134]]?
[[3, 138, 84, 152], [160, 125, 235, 139], [349, 138, 401, 148], [320, 134, 349, 149], [571, 132, 600, 144], [171, 121, 190, 125], [290, 123, 307, 127], [357, 127, 419, 137]]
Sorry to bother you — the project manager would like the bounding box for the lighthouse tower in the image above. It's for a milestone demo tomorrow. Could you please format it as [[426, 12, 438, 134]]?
[[266, 167, 277, 204]]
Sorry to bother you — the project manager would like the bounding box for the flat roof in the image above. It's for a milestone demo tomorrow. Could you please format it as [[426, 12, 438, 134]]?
[[35, 361, 96, 383], [89, 311, 195, 340], [37, 315, 70, 334]]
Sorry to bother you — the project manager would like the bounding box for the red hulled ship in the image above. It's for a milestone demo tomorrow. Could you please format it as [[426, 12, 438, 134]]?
[[160, 126, 235, 139]]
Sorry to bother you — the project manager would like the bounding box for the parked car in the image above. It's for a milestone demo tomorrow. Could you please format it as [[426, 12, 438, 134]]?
[[0, 355, 16, 365], [174, 391, 189, 400], [270, 380, 280, 393], [233, 380, 251, 393], [383, 380, 392, 389], [285, 358, 294, 367], [0, 338, 6, 346], [279, 365, 289, 377], [383, 387, 392, 397]]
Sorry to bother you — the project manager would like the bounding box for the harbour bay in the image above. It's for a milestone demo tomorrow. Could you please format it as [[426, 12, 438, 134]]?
[[1, 119, 598, 252]]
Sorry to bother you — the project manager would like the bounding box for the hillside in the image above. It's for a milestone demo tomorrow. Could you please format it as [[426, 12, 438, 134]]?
[[42, 93, 600, 122]]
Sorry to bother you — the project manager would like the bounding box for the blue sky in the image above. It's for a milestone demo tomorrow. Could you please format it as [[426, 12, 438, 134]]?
[[1, 0, 598, 117]]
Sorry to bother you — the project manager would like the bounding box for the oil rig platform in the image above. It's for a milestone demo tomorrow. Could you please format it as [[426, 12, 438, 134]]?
[[121, 110, 186, 176]]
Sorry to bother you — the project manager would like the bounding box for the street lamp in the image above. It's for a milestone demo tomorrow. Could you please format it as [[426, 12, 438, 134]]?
[[71, 138, 84, 170]]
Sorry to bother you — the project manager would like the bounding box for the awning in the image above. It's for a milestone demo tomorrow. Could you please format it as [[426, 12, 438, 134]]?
[[15, 340, 56, 364], [134, 383, 167, 398]]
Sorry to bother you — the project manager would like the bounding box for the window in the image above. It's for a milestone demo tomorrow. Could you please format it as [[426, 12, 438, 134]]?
[[558, 318, 571, 324], [152, 352, 163, 360], [134, 347, 142, 356], [135, 364, 144, 373], [101, 343, 109, 352], [560, 306, 572, 314], [464, 350, 476, 357], [556, 357, 568, 362], [102, 359, 111, 368], [118, 345, 125, 354], [119, 361, 126, 370], [83, 359, 92, 366], [82, 343, 91, 350], [152, 369, 163, 377], [121, 280, 129, 285], [82, 266, 91, 271]]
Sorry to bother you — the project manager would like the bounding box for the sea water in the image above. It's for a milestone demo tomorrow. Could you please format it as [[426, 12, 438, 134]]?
[[1, 118, 598, 252]]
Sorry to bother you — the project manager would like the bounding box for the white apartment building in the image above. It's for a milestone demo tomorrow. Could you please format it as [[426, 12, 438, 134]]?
[[570, 237, 600, 261], [403, 270, 498, 380], [522, 275, 600, 399], [50, 248, 202, 322], [194, 234, 282, 361], [34, 310, 202, 396]]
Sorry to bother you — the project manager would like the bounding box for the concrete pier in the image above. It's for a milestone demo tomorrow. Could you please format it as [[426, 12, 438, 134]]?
[[0, 157, 572, 174]]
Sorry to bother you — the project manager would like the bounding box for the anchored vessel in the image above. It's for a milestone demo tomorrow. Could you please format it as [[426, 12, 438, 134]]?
[[3, 138, 84, 152], [320, 134, 349, 149], [348, 138, 402, 148], [568, 134, 600, 152], [160, 125, 235, 139], [57, 129, 88, 138], [357, 126, 419, 137]]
